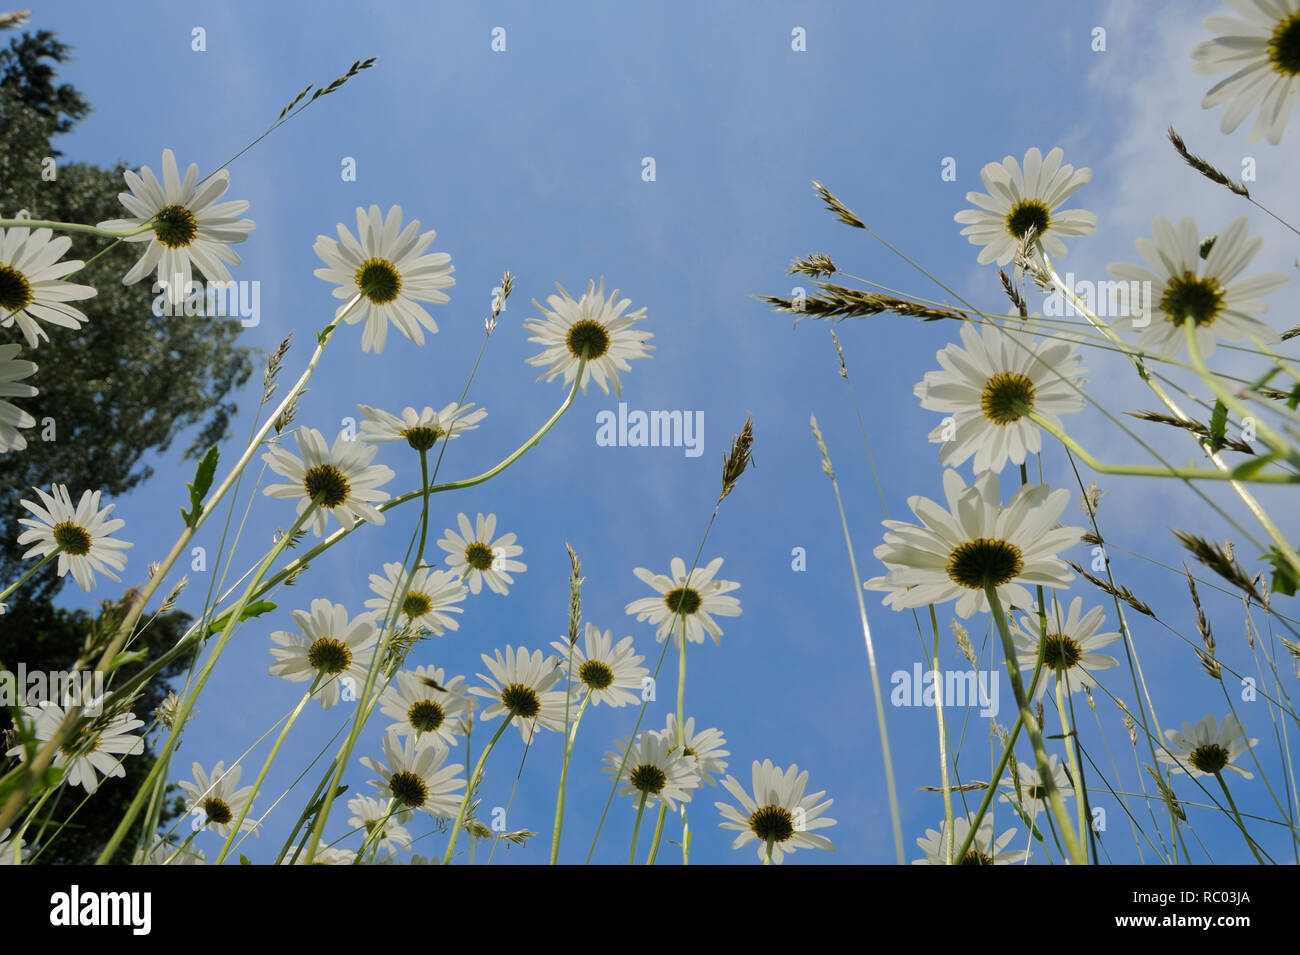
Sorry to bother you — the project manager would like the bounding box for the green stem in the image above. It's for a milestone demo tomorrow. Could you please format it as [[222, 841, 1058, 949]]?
[[628, 792, 648, 864], [549, 689, 591, 864], [645, 804, 668, 865], [214, 683, 317, 864], [985, 581, 1087, 864], [1053, 669, 1088, 857], [811, 415, 905, 863], [442, 717, 510, 865], [93, 493, 324, 864], [0, 551, 58, 604], [0, 218, 155, 238], [1026, 411, 1296, 482], [1214, 771, 1267, 864], [929, 605, 955, 864]]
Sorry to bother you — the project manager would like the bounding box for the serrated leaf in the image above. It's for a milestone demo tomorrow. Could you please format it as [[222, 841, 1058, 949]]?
[[180, 445, 220, 527], [1260, 547, 1300, 597], [1208, 400, 1228, 452], [205, 600, 277, 637]]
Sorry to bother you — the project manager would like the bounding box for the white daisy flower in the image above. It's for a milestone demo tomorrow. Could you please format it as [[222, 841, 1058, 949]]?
[[177, 761, 259, 839], [357, 402, 487, 452], [1159, 713, 1259, 780], [999, 755, 1073, 823], [551, 623, 648, 707], [915, 321, 1087, 474], [605, 730, 701, 812], [361, 730, 466, 817], [98, 148, 254, 307], [6, 698, 144, 794], [313, 204, 454, 354], [864, 469, 1083, 619], [716, 759, 836, 864], [663, 714, 729, 785], [347, 794, 414, 854], [1012, 594, 1121, 701], [366, 562, 467, 635], [16, 484, 133, 592], [469, 646, 569, 742], [262, 426, 394, 538], [954, 147, 1097, 267], [1192, 0, 1300, 144], [1107, 215, 1288, 357], [143, 841, 207, 865], [524, 279, 654, 397], [268, 599, 379, 710], [437, 512, 525, 596], [911, 812, 1028, 865], [624, 556, 742, 646], [378, 665, 472, 747], [0, 224, 96, 348], [0, 343, 37, 452], [0, 828, 26, 865], [292, 846, 357, 865]]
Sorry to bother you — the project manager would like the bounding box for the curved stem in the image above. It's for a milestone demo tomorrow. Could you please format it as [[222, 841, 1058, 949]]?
[[442, 718, 510, 865]]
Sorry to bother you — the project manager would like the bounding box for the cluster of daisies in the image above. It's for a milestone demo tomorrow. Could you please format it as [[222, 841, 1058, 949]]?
[[168, 554, 834, 864], [858, 0, 1300, 855], [3, 144, 839, 864]]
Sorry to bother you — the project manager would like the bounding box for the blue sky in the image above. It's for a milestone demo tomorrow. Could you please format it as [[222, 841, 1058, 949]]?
[[19, 0, 1300, 863]]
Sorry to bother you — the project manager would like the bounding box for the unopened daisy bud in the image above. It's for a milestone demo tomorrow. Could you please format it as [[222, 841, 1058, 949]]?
[[719, 416, 755, 505], [0, 11, 33, 29]]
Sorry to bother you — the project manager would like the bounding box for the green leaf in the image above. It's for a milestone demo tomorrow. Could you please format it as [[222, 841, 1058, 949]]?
[[180, 445, 220, 527], [1230, 450, 1279, 481], [1289, 382, 1300, 412], [239, 854, 251, 865], [1208, 400, 1228, 453], [204, 600, 277, 637], [106, 649, 147, 672], [1261, 548, 1300, 598]]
